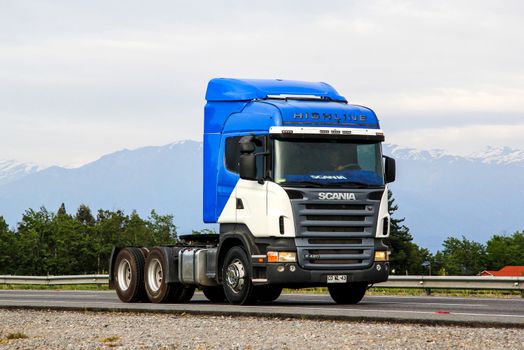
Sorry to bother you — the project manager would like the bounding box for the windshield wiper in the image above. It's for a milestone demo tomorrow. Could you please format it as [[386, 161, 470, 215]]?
[[326, 181, 381, 188]]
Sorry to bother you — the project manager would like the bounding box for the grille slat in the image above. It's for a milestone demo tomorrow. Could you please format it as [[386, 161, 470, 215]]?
[[300, 209, 374, 216], [302, 221, 371, 227], [308, 238, 362, 245], [306, 227, 363, 233], [308, 254, 368, 260], [306, 215, 366, 221], [310, 259, 361, 264], [305, 204, 366, 210]]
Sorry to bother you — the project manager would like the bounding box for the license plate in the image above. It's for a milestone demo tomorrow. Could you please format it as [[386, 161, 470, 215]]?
[[327, 275, 347, 283]]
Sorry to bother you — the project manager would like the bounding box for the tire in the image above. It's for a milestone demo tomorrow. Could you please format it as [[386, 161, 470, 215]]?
[[222, 246, 256, 305], [144, 248, 183, 303], [256, 286, 282, 303], [203, 286, 226, 302], [114, 247, 147, 303], [328, 283, 368, 304]]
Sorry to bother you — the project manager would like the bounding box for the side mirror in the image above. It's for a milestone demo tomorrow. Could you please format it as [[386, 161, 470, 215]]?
[[384, 156, 396, 183], [239, 140, 255, 154], [240, 154, 257, 180], [239, 136, 257, 180]]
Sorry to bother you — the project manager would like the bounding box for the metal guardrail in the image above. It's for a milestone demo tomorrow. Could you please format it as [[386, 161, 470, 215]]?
[[377, 275, 524, 296], [0, 275, 523, 296], [0, 275, 109, 285]]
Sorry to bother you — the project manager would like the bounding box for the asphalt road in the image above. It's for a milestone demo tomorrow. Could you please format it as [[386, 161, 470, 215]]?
[[0, 290, 523, 327]]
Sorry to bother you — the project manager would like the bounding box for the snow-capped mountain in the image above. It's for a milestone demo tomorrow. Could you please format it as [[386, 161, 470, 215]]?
[[0, 140, 206, 234], [385, 144, 524, 166], [1, 141, 523, 251], [0, 160, 45, 186], [383, 144, 524, 250], [468, 146, 524, 165]]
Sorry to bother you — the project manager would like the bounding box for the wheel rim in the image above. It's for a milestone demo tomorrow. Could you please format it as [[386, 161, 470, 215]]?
[[117, 259, 132, 291], [147, 258, 163, 292], [225, 258, 246, 294]]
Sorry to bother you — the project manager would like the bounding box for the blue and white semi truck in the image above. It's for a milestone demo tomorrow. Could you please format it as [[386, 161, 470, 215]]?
[[109, 78, 396, 305]]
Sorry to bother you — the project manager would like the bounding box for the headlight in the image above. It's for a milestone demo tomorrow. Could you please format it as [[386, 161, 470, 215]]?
[[374, 251, 388, 262], [267, 251, 297, 263]]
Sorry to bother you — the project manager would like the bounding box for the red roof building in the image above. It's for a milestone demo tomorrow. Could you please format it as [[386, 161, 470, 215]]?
[[480, 266, 524, 277]]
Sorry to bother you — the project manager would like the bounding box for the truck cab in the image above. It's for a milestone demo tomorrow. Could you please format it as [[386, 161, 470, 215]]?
[[110, 78, 395, 305], [203, 78, 395, 303]]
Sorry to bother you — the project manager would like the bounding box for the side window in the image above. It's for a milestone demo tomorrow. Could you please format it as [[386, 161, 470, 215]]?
[[225, 135, 266, 178], [225, 136, 241, 173]]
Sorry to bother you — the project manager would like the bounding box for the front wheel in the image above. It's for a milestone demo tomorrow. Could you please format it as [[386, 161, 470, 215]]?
[[328, 283, 368, 304], [222, 246, 256, 305]]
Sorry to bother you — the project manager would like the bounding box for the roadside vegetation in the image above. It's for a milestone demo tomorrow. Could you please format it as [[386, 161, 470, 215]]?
[[282, 287, 522, 298], [384, 192, 524, 276], [0, 331, 29, 345], [0, 192, 523, 277]]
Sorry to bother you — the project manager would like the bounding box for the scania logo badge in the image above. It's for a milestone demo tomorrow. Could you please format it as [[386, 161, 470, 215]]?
[[318, 192, 356, 200]]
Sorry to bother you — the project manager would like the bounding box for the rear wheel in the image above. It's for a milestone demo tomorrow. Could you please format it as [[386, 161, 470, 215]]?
[[144, 248, 184, 303], [328, 283, 368, 304], [222, 246, 256, 305], [114, 248, 147, 303], [256, 286, 282, 303], [203, 286, 226, 302]]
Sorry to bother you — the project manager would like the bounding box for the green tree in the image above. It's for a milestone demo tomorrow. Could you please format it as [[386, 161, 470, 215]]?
[[15, 207, 54, 275], [0, 216, 15, 274], [385, 191, 431, 275], [191, 228, 217, 235], [486, 231, 524, 269], [147, 210, 177, 244], [75, 204, 95, 226], [438, 236, 487, 275], [1, 205, 182, 275]]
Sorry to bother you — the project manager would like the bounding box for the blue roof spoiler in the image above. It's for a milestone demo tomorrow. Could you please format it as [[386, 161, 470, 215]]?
[[205, 78, 347, 102]]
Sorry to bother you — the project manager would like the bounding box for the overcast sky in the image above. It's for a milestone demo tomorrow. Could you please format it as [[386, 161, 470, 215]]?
[[1, 0, 523, 167]]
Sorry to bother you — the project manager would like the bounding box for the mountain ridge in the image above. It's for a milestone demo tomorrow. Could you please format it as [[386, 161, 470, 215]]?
[[1, 141, 523, 251]]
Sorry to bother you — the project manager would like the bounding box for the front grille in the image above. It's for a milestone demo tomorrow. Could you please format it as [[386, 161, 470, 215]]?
[[298, 201, 375, 237], [297, 244, 374, 270], [289, 188, 383, 270]]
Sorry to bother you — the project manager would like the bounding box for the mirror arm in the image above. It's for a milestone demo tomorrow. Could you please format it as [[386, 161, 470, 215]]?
[[254, 151, 270, 156]]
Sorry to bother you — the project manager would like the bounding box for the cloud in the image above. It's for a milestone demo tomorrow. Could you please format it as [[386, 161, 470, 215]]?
[[0, 0, 523, 165]]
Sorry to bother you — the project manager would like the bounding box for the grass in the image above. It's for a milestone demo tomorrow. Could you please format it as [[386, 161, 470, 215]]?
[[6, 332, 28, 340], [100, 336, 121, 348], [0, 284, 109, 291], [101, 336, 120, 343], [0, 332, 29, 343], [283, 286, 523, 298]]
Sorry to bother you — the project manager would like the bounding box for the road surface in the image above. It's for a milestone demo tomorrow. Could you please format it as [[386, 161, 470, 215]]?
[[0, 290, 522, 327]]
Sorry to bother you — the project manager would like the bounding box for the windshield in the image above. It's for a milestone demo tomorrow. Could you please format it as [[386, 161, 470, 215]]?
[[274, 138, 384, 187]]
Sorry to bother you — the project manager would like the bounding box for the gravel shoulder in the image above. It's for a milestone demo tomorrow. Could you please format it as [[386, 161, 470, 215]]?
[[1, 309, 523, 350]]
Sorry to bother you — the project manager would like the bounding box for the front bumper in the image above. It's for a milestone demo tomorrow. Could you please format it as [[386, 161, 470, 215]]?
[[254, 261, 389, 287]]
